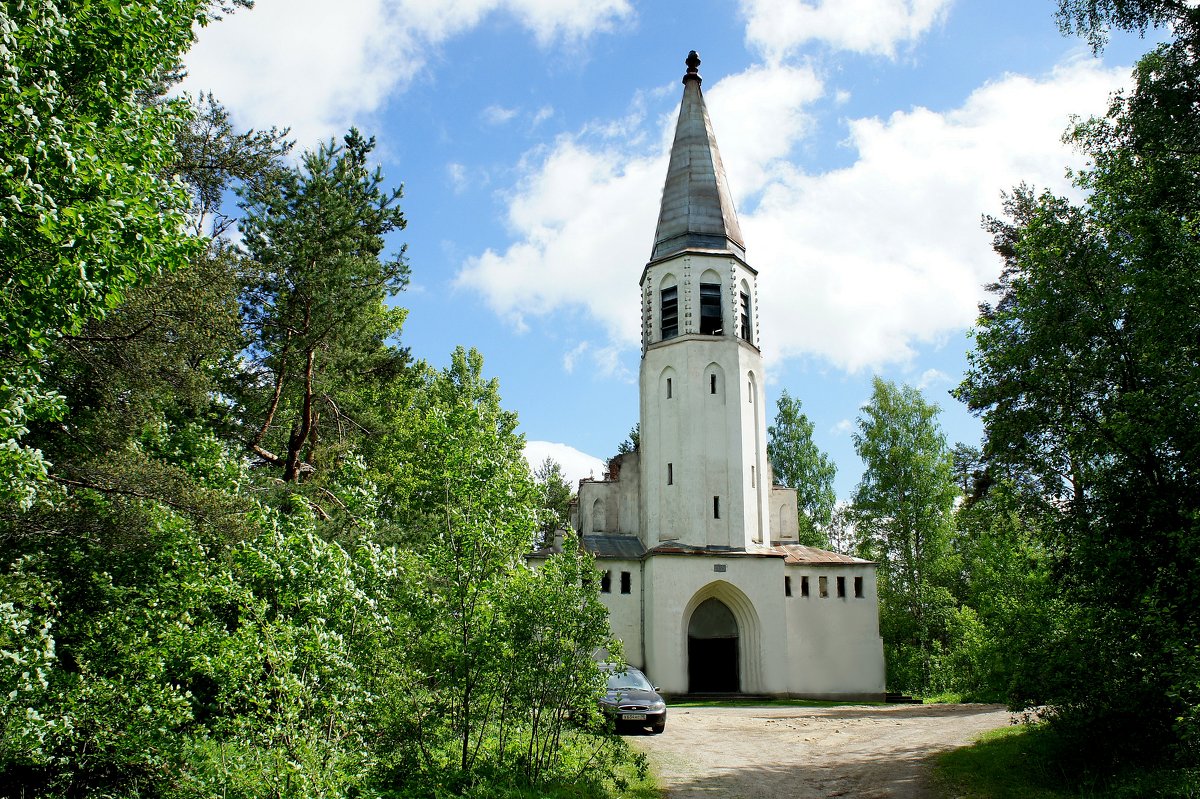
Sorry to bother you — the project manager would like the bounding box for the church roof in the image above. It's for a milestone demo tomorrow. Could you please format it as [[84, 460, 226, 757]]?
[[584, 534, 647, 559], [770, 544, 875, 566], [650, 51, 746, 262]]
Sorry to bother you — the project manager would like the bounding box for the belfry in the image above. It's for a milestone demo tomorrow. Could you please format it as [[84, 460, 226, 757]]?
[[568, 52, 885, 698]]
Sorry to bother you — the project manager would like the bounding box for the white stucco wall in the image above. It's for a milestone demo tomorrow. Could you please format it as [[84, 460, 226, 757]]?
[[783, 564, 885, 698], [594, 558, 645, 669], [642, 554, 789, 695], [638, 253, 771, 552]]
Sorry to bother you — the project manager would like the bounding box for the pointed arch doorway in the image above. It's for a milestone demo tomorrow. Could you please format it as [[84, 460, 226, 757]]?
[[688, 597, 740, 693]]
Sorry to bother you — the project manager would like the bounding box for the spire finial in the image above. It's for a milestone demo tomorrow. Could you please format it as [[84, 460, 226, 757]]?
[[684, 50, 701, 84]]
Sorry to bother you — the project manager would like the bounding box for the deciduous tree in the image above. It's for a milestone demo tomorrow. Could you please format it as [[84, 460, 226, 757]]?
[[767, 390, 837, 547]]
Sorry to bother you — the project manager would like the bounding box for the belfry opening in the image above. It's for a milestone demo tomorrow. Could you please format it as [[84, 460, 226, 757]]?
[[687, 597, 740, 693]]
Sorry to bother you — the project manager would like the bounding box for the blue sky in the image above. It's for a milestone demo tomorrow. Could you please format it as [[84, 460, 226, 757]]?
[[183, 0, 1156, 500]]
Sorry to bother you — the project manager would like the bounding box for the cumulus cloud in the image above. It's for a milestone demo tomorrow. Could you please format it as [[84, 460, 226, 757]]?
[[740, 0, 954, 59], [751, 58, 1128, 371], [454, 63, 822, 344], [524, 440, 606, 488], [457, 56, 1128, 373], [183, 0, 633, 146]]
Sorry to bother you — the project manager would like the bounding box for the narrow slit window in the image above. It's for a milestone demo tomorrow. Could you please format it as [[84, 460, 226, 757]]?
[[600, 570, 612, 594], [784, 576, 792, 597], [699, 282, 722, 334], [801, 576, 810, 597], [666, 377, 672, 398], [818, 575, 828, 598], [620, 571, 632, 594], [661, 286, 679, 340], [837, 576, 846, 598], [710, 374, 717, 394], [739, 290, 752, 343], [713, 496, 720, 519], [854, 576, 864, 598], [751, 465, 755, 487], [667, 463, 673, 485]]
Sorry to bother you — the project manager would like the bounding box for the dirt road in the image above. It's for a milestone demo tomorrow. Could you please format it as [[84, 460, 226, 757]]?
[[632, 703, 1012, 798]]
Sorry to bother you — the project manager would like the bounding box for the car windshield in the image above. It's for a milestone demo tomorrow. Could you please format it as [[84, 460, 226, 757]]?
[[606, 669, 653, 692]]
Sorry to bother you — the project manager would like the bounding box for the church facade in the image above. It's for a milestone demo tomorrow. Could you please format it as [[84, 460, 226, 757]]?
[[571, 52, 885, 699]]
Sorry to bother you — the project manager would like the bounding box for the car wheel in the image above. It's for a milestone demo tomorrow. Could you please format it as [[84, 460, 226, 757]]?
[[651, 721, 666, 735]]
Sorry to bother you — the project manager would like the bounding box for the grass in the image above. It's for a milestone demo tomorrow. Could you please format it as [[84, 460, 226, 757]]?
[[934, 723, 1200, 799]]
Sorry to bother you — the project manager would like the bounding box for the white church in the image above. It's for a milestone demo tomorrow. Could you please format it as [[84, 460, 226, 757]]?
[[566, 52, 885, 700]]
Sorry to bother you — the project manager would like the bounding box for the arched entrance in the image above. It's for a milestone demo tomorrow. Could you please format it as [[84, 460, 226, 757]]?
[[688, 597, 739, 693]]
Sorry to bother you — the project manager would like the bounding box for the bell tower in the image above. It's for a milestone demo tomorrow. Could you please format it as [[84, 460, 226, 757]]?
[[638, 51, 771, 550]]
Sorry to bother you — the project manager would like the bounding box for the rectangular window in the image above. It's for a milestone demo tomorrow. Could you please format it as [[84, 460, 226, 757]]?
[[837, 576, 846, 598], [667, 463, 673, 485], [600, 570, 612, 594], [750, 465, 755, 487], [661, 286, 678, 340], [699, 282, 722, 335], [784, 576, 792, 597], [818, 575, 828, 598], [801, 576, 810, 597], [739, 291, 752, 342], [666, 377, 672, 398], [710, 373, 717, 394], [621, 571, 632, 594], [854, 576, 864, 598], [713, 496, 721, 519]]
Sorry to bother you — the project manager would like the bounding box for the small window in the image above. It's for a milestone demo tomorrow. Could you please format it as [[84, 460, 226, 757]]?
[[699, 282, 722, 335], [600, 571, 612, 594], [667, 377, 672, 398], [713, 496, 720, 519], [621, 571, 632, 594], [661, 286, 679, 340], [818, 576, 828, 598], [801, 576, 810, 597], [837, 576, 846, 598], [710, 374, 717, 394], [667, 463, 673, 485], [750, 465, 755, 487], [748, 380, 752, 400], [784, 576, 792, 597], [854, 576, 864, 598], [739, 290, 752, 343]]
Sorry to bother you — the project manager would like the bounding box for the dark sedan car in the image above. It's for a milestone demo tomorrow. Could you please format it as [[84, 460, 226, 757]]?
[[600, 665, 666, 734]]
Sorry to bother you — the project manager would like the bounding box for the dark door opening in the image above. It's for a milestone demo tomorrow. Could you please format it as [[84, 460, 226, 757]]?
[[687, 598, 740, 693]]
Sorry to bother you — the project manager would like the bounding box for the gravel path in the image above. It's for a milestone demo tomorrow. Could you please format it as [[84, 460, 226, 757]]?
[[632, 703, 1013, 798]]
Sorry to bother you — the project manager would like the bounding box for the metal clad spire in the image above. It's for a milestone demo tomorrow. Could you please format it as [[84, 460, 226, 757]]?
[[651, 51, 745, 261]]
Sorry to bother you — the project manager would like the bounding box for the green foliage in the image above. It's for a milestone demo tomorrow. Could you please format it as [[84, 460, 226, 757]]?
[[0, 0, 205, 356], [936, 724, 1200, 798], [957, 0, 1200, 768], [615, 424, 640, 455], [852, 378, 959, 695], [767, 389, 837, 547], [533, 457, 575, 544], [238, 128, 409, 483]]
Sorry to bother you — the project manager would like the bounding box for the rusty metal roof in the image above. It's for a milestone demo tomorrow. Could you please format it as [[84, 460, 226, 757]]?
[[651, 51, 745, 262], [769, 544, 875, 566]]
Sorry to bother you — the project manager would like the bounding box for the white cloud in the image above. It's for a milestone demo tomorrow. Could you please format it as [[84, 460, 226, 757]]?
[[454, 63, 822, 344], [832, 418, 855, 435], [915, 368, 952, 390], [524, 440, 606, 488], [447, 162, 469, 193], [532, 105, 555, 126], [456, 57, 1129, 374], [483, 105, 520, 125], [563, 341, 589, 373], [183, 0, 633, 146], [740, 0, 954, 59], [751, 58, 1128, 371]]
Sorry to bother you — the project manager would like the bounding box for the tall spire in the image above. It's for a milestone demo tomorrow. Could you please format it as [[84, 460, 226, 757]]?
[[651, 51, 745, 262]]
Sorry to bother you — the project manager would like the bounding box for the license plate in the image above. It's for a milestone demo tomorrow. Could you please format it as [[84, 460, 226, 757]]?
[[622, 713, 647, 721]]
